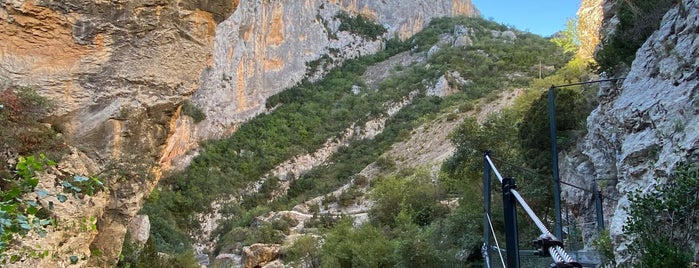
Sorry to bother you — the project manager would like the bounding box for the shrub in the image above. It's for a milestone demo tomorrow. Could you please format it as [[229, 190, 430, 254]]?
[[592, 230, 616, 267], [369, 171, 445, 227], [0, 86, 64, 161], [181, 100, 206, 123], [282, 235, 320, 266], [335, 11, 386, 40], [518, 88, 588, 175], [320, 218, 395, 267], [622, 164, 698, 267], [0, 154, 104, 263]]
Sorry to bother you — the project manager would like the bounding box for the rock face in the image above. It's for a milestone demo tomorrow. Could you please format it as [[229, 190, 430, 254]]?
[[127, 215, 150, 244], [2, 0, 228, 265], [177, 0, 479, 161], [243, 243, 281, 268], [560, 0, 699, 264], [1, 0, 477, 265], [576, 0, 603, 60]]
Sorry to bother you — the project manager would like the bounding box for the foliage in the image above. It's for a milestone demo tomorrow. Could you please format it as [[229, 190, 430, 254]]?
[[592, 229, 617, 267], [320, 218, 395, 268], [518, 88, 589, 175], [119, 237, 200, 268], [335, 11, 387, 40], [595, 0, 678, 74], [0, 86, 51, 122], [140, 16, 574, 262], [181, 100, 206, 123], [622, 164, 698, 267], [551, 18, 580, 54], [369, 171, 447, 227], [282, 235, 321, 267], [0, 154, 104, 263], [0, 154, 56, 255]]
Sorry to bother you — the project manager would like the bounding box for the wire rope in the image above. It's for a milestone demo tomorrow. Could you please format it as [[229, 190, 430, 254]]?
[[486, 156, 583, 266], [485, 155, 505, 183], [490, 157, 618, 201], [487, 213, 507, 268]]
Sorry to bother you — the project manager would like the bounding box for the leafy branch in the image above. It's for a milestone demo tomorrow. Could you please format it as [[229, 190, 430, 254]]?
[[0, 154, 105, 263]]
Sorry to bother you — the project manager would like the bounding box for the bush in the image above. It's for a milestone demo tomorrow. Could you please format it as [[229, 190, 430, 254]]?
[[282, 235, 320, 266], [0, 154, 105, 263], [369, 171, 445, 227], [181, 100, 206, 123], [622, 164, 698, 267], [0, 86, 64, 162], [592, 230, 616, 267], [518, 88, 588, 175], [336, 11, 386, 40], [320, 218, 395, 267]]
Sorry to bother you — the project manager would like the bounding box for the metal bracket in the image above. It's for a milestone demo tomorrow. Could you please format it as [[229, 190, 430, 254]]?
[[534, 234, 563, 257]]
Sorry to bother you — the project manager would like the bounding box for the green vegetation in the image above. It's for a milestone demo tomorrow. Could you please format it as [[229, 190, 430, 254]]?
[[593, 230, 617, 267], [622, 164, 698, 267], [551, 18, 580, 54], [595, 0, 678, 74], [369, 171, 448, 227], [119, 236, 200, 268], [181, 100, 206, 123], [0, 154, 105, 264], [0, 85, 107, 263], [311, 170, 486, 267], [519, 87, 590, 176], [335, 11, 387, 40]]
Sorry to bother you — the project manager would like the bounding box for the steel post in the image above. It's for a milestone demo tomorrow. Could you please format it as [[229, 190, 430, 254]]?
[[483, 151, 492, 267], [502, 177, 520, 268], [594, 181, 605, 231], [548, 86, 563, 241]]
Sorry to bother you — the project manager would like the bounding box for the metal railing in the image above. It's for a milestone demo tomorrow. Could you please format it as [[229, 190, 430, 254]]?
[[484, 152, 582, 268]]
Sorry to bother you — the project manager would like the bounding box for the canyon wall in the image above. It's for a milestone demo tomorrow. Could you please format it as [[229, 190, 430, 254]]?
[[163, 0, 478, 169], [0, 0, 477, 265], [561, 0, 699, 264]]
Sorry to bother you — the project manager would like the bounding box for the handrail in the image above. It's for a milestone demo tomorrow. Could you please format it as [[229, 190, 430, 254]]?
[[484, 154, 582, 267], [485, 155, 504, 183]]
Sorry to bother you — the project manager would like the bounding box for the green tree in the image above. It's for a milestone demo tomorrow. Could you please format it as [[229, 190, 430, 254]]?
[[320, 218, 395, 268], [551, 18, 580, 54], [518, 88, 587, 174], [369, 171, 447, 227]]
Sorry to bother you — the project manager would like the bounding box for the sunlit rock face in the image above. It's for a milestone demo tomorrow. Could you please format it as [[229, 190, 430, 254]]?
[[188, 0, 479, 141], [577, 0, 603, 60], [1, 0, 477, 265], [560, 0, 699, 264], [1, 0, 230, 265]]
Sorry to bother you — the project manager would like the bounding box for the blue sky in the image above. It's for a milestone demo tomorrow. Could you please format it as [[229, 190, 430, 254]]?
[[471, 0, 581, 37]]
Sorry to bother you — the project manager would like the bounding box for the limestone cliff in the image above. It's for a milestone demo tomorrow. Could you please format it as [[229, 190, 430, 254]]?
[[166, 0, 479, 169], [560, 0, 699, 264], [0, 0, 477, 265], [576, 0, 603, 60]]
